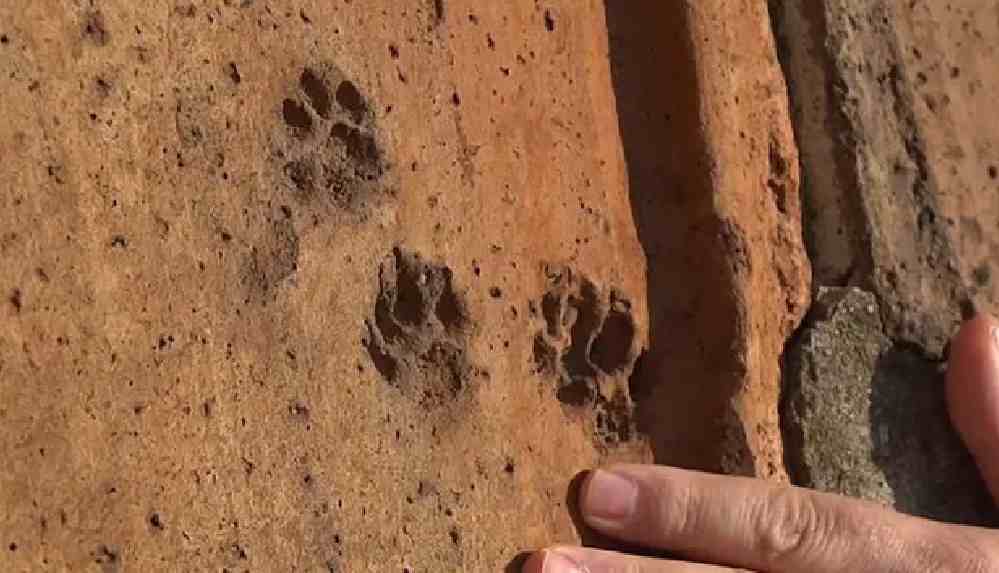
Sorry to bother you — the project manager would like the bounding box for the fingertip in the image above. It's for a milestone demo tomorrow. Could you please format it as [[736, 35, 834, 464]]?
[[579, 468, 639, 528], [946, 313, 999, 501], [950, 313, 997, 357], [521, 548, 584, 573], [521, 551, 545, 573], [946, 313, 999, 444]]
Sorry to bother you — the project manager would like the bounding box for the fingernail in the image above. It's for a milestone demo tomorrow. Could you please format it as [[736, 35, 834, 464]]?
[[582, 469, 637, 523], [542, 550, 584, 573], [991, 326, 999, 350]]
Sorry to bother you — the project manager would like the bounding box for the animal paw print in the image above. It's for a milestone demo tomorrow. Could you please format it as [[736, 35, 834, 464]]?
[[532, 265, 641, 446], [364, 248, 481, 413], [276, 65, 393, 213]]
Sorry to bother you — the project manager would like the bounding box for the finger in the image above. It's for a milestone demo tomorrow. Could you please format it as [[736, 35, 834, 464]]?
[[946, 313, 999, 503], [578, 465, 995, 573], [522, 546, 752, 573]]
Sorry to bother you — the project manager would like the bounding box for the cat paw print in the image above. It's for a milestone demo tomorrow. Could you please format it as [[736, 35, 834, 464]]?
[[274, 64, 393, 216], [532, 265, 641, 446], [363, 248, 483, 414]]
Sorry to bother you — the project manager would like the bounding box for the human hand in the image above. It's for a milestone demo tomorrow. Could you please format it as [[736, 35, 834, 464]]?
[[524, 315, 999, 572]]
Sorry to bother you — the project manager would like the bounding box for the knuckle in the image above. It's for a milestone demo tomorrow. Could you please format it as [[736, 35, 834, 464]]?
[[625, 563, 647, 573], [650, 474, 698, 542], [943, 531, 999, 573], [902, 527, 999, 573], [751, 487, 828, 565], [962, 556, 999, 573]]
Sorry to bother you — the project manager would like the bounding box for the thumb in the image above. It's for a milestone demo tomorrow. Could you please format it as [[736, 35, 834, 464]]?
[[946, 313, 999, 504]]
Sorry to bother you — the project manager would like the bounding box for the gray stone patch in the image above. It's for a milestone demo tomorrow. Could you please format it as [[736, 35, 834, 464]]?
[[783, 287, 995, 525]]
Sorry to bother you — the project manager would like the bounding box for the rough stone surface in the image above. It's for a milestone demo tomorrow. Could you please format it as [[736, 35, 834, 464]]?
[[774, 0, 998, 522], [11, 0, 994, 566], [613, 0, 810, 480], [0, 0, 811, 570], [772, 0, 984, 355], [898, 2, 999, 320], [0, 2, 655, 570], [784, 287, 995, 524]]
